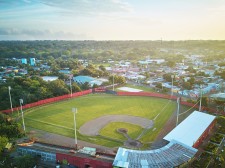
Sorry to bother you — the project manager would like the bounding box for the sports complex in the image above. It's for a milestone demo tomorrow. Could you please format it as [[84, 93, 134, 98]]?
[[3, 86, 219, 167]]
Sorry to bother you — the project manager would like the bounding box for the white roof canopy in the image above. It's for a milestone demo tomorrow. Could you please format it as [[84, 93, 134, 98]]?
[[164, 111, 216, 147]]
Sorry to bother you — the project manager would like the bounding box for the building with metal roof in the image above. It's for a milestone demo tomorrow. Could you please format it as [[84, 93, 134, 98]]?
[[113, 140, 197, 168], [164, 111, 216, 148], [113, 111, 216, 168]]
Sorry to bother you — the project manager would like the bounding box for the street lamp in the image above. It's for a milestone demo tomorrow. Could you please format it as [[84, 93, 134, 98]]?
[[199, 85, 203, 112], [171, 75, 175, 97], [19, 99, 26, 133], [8, 86, 13, 113], [72, 108, 78, 150]]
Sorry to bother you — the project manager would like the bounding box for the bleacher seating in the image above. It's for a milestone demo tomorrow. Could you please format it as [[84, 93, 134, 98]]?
[[113, 140, 197, 168]]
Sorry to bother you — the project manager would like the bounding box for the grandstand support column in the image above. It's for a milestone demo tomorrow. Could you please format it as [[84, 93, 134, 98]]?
[[176, 97, 180, 126], [19, 99, 26, 133], [199, 85, 202, 112], [8, 86, 13, 113], [72, 108, 78, 150]]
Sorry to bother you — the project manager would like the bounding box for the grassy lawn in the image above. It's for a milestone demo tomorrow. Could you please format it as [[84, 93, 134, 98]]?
[[99, 122, 144, 141], [24, 94, 176, 148]]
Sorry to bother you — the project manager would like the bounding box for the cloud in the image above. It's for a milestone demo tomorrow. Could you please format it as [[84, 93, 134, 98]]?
[[36, 0, 132, 14], [0, 28, 91, 40], [0, 0, 132, 17]]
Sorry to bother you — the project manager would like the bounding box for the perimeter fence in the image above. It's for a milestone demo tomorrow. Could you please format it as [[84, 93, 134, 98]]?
[[2, 89, 92, 113], [2, 89, 224, 116]]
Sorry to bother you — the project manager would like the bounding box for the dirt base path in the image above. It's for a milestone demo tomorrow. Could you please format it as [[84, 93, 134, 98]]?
[[79, 115, 154, 136]]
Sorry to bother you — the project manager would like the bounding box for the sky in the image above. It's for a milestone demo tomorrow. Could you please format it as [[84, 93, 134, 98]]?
[[0, 0, 225, 40]]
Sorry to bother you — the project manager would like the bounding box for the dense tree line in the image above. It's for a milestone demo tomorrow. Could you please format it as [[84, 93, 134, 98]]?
[[0, 114, 23, 160], [0, 77, 81, 110], [0, 114, 36, 168], [0, 74, 126, 111], [1, 40, 224, 63]]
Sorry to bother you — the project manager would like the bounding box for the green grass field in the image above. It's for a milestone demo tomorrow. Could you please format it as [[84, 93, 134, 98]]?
[[24, 94, 176, 148], [99, 122, 144, 140]]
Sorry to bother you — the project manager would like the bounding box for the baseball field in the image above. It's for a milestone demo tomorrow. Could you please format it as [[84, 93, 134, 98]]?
[[24, 94, 176, 148]]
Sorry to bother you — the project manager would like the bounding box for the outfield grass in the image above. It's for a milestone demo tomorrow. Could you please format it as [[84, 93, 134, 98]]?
[[24, 94, 176, 148]]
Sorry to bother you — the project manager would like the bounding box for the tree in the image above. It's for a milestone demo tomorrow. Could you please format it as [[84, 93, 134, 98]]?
[[188, 77, 195, 85], [0, 136, 8, 152], [155, 82, 162, 89], [99, 65, 106, 71], [182, 82, 192, 90], [185, 66, 196, 73], [72, 83, 81, 92], [58, 73, 69, 81], [14, 155, 36, 168], [163, 73, 173, 82], [109, 75, 126, 84], [48, 79, 70, 96], [80, 82, 90, 90], [117, 76, 126, 84], [214, 99, 225, 112], [198, 97, 208, 107], [166, 61, 175, 67]]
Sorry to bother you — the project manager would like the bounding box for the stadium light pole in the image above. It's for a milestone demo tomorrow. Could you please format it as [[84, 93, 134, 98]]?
[[8, 86, 13, 113], [113, 74, 115, 91], [171, 75, 175, 98], [70, 75, 72, 98], [19, 99, 26, 133], [199, 85, 202, 112], [176, 97, 180, 126], [72, 108, 78, 150]]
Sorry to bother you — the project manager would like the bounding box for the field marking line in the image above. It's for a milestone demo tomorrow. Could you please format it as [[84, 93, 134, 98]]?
[[137, 100, 172, 140], [153, 100, 172, 121], [26, 118, 73, 130], [153, 113, 160, 120]]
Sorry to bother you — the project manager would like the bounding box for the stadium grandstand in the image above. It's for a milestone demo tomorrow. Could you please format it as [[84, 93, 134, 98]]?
[[113, 111, 216, 168], [164, 111, 216, 148], [113, 140, 197, 168]]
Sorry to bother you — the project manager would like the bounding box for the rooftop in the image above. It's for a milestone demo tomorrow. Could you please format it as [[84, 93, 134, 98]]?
[[113, 140, 197, 168], [164, 111, 216, 147]]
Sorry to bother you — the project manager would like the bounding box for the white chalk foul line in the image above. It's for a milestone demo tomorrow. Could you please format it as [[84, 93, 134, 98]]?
[[26, 118, 73, 130]]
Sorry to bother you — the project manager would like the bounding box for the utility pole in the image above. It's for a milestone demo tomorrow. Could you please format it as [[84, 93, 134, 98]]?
[[19, 99, 26, 133], [199, 85, 202, 112], [8, 86, 13, 113], [176, 97, 180, 126], [171, 75, 175, 98], [72, 108, 78, 150]]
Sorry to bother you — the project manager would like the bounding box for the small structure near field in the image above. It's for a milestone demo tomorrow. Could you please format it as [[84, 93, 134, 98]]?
[[117, 87, 143, 92]]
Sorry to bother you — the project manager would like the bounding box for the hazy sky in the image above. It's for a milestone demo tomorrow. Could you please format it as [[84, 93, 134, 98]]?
[[1, 0, 225, 40]]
